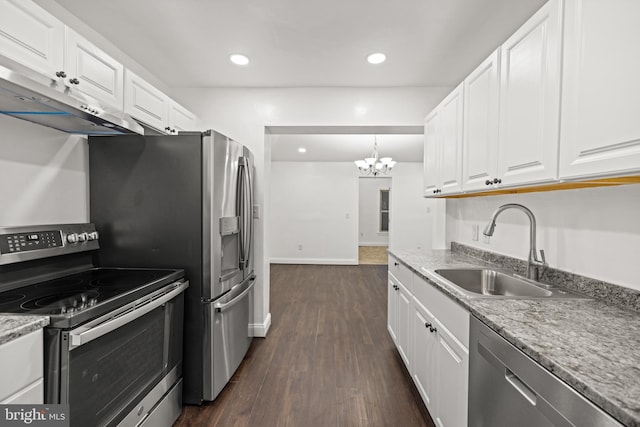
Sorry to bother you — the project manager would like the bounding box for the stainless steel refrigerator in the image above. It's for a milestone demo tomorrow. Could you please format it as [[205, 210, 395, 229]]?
[[88, 130, 255, 404]]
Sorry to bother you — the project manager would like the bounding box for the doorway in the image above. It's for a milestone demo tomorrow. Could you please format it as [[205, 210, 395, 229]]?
[[358, 176, 391, 265]]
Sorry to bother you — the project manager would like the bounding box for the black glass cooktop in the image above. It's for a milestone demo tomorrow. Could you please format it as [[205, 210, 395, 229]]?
[[0, 268, 183, 327]]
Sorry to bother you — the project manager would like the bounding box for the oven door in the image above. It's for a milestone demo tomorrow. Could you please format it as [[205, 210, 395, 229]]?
[[58, 280, 187, 427]]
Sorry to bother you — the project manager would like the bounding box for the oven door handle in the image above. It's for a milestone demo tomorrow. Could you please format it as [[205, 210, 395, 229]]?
[[68, 280, 189, 350]]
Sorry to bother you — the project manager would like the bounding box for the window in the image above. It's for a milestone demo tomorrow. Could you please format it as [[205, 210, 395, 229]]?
[[380, 189, 390, 232]]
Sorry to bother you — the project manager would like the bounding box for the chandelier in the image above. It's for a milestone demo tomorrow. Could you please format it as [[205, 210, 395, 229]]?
[[354, 136, 396, 176]]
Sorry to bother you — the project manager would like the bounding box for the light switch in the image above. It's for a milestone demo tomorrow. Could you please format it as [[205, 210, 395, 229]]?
[[252, 205, 261, 218]]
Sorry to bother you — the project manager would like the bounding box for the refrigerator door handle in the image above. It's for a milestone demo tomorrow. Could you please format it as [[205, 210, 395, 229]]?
[[243, 156, 254, 272], [213, 276, 255, 313], [237, 156, 253, 273]]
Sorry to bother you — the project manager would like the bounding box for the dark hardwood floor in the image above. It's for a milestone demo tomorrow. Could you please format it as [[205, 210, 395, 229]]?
[[174, 264, 435, 427]]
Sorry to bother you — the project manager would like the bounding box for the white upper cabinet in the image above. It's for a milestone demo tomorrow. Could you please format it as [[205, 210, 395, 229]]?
[[423, 83, 464, 196], [497, 0, 563, 186], [559, 0, 640, 179], [64, 27, 124, 109], [439, 85, 464, 194], [168, 100, 198, 133], [124, 69, 169, 131], [125, 70, 198, 134], [0, 0, 64, 78], [424, 110, 440, 196], [462, 49, 501, 192]]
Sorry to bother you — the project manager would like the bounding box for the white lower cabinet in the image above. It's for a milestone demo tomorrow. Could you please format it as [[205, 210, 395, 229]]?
[[388, 272, 413, 369], [389, 266, 469, 427], [433, 317, 469, 427], [0, 329, 44, 404], [412, 299, 438, 413]]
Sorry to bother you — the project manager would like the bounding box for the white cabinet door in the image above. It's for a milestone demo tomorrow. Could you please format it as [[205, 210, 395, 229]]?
[[435, 322, 468, 427], [168, 100, 198, 133], [497, 0, 562, 186], [387, 274, 398, 345], [64, 27, 124, 109], [124, 69, 169, 131], [396, 279, 413, 369], [439, 84, 464, 194], [559, 0, 640, 179], [0, 0, 64, 78], [424, 110, 440, 196], [0, 329, 43, 403], [462, 49, 500, 192], [412, 299, 438, 414]]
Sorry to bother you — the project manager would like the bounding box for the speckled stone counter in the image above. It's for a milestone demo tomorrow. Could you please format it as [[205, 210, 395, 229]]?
[[389, 248, 640, 427], [0, 315, 49, 346]]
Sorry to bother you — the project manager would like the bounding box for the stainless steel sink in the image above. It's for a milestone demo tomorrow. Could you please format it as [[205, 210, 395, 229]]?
[[432, 268, 590, 299]]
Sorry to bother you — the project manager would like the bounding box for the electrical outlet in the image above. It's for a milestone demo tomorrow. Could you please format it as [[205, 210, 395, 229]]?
[[472, 224, 479, 241], [297, 244, 303, 251], [252, 205, 261, 219]]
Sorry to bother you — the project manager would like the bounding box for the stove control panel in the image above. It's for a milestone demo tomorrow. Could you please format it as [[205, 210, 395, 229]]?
[[0, 223, 100, 265], [0, 230, 63, 253]]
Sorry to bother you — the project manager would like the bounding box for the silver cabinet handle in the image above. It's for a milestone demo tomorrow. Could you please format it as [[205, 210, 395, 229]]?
[[214, 277, 255, 313], [68, 281, 188, 350]]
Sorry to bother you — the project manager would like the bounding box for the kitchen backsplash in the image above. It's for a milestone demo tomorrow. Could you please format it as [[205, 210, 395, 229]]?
[[452, 242, 640, 313]]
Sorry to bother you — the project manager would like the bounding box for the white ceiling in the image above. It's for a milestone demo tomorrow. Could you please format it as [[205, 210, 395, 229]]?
[[271, 134, 423, 162], [48, 0, 546, 88]]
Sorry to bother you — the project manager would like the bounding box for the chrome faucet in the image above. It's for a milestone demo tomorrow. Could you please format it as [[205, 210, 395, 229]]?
[[483, 203, 547, 281]]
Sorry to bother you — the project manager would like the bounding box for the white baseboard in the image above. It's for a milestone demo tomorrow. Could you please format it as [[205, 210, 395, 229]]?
[[358, 243, 389, 247], [270, 258, 358, 265], [250, 313, 271, 337]]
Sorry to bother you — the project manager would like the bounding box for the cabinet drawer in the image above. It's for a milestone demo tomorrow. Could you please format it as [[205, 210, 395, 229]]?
[[388, 255, 413, 292], [413, 275, 469, 348], [0, 329, 43, 402]]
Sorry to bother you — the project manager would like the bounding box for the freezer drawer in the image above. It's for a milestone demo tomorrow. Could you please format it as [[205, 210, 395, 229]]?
[[469, 317, 623, 427], [203, 276, 255, 401]]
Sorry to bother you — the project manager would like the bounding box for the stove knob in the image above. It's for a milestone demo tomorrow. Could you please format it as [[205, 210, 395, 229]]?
[[77, 232, 88, 242], [87, 231, 99, 241], [67, 233, 79, 244]]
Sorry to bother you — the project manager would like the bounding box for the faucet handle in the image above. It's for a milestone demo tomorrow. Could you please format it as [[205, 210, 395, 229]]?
[[538, 249, 547, 266]]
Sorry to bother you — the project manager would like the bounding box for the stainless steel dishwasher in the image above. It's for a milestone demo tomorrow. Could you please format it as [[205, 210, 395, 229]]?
[[469, 317, 623, 427]]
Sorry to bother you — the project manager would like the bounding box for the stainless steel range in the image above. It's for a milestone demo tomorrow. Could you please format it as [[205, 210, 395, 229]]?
[[0, 223, 188, 427]]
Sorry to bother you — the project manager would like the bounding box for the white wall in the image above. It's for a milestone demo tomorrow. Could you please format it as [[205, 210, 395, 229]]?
[[447, 184, 640, 291], [174, 86, 451, 334], [389, 162, 444, 251], [358, 177, 391, 246], [0, 115, 88, 226], [271, 162, 359, 264]]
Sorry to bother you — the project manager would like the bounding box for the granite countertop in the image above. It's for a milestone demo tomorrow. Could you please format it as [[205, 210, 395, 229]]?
[[389, 248, 640, 427], [0, 315, 49, 346]]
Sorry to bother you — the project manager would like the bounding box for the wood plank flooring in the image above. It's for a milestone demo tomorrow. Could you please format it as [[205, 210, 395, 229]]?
[[358, 246, 388, 265], [174, 264, 435, 427]]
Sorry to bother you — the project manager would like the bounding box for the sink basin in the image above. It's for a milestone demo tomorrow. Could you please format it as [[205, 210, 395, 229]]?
[[432, 268, 590, 299]]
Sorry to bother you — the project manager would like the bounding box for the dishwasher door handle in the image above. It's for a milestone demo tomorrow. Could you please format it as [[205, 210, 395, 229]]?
[[506, 368, 537, 405]]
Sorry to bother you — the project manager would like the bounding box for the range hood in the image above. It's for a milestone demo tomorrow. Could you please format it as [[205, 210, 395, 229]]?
[[0, 63, 143, 135]]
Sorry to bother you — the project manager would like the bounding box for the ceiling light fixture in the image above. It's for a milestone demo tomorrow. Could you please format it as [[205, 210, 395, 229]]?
[[367, 53, 386, 65], [298, 147, 307, 153], [354, 136, 396, 176], [230, 54, 250, 66]]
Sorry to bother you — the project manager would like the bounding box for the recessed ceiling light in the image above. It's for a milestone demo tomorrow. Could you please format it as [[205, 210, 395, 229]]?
[[298, 147, 307, 153], [230, 54, 250, 66], [367, 53, 386, 65]]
